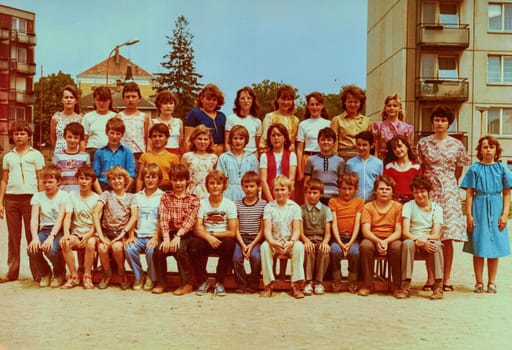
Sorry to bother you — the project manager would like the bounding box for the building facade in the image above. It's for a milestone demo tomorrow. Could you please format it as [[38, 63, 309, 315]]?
[[366, 0, 512, 164], [0, 5, 36, 152], [77, 52, 155, 97]]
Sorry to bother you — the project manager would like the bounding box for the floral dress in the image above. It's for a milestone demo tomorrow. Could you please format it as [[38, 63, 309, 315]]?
[[182, 152, 218, 200], [53, 112, 82, 153], [417, 135, 470, 241], [372, 120, 414, 159]]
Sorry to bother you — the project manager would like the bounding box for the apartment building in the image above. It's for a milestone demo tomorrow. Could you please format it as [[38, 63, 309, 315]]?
[[366, 0, 512, 164], [0, 5, 36, 152]]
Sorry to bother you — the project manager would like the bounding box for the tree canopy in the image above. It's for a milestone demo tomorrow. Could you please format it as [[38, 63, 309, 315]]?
[[33, 71, 76, 147], [154, 15, 203, 119]]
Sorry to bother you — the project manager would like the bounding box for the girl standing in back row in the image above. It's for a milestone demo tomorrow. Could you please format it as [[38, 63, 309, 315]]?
[[372, 93, 414, 160]]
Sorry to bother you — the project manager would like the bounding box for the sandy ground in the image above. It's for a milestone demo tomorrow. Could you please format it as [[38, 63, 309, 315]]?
[[1, 218, 511, 350]]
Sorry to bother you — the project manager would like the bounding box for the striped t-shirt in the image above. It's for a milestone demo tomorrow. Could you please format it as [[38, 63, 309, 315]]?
[[235, 198, 267, 236]]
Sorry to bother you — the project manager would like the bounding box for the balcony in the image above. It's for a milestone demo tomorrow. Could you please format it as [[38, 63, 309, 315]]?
[[9, 60, 36, 75], [7, 90, 35, 104], [10, 30, 36, 46], [417, 23, 469, 49], [416, 78, 468, 102]]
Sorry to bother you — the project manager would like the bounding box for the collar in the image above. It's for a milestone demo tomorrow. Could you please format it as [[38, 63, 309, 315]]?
[[10, 146, 36, 154], [305, 201, 323, 211]]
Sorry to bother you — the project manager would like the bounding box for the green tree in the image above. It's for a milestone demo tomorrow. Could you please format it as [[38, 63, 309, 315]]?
[[325, 92, 343, 118], [250, 80, 305, 119], [33, 71, 76, 147], [154, 15, 203, 119]]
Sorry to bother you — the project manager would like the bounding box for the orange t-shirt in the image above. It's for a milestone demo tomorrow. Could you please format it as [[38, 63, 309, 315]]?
[[328, 197, 364, 235], [361, 200, 402, 238]]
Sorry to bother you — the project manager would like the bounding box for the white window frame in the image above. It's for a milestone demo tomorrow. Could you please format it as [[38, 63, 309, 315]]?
[[488, 2, 512, 32], [487, 55, 512, 84], [488, 107, 512, 136]]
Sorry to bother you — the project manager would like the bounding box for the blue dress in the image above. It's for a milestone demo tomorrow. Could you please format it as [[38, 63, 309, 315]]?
[[461, 162, 512, 258], [216, 151, 259, 201]]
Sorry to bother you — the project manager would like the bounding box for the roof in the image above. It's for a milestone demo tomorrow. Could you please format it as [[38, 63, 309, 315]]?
[[77, 53, 154, 79]]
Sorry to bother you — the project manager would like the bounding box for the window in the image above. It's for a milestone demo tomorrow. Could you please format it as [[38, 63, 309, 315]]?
[[10, 47, 27, 63], [422, 2, 459, 26], [11, 17, 26, 33], [488, 55, 512, 84], [420, 106, 458, 133], [488, 108, 512, 135], [489, 3, 512, 31], [421, 54, 459, 79]]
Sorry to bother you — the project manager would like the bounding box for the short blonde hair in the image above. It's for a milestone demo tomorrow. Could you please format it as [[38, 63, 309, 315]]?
[[206, 169, 228, 192], [105, 166, 130, 185], [272, 175, 293, 191]]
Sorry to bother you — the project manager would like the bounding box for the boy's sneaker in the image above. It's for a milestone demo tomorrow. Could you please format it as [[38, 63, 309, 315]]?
[[314, 283, 325, 295], [39, 274, 52, 288], [133, 278, 144, 290], [214, 282, 226, 297], [195, 280, 210, 296], [303, 282, 313, 296], [50, 275, 66, 288], [143, 276, 154, 291]]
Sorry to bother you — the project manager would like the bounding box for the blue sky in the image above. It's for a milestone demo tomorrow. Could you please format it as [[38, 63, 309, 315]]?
[[4, 0, 368, 102]]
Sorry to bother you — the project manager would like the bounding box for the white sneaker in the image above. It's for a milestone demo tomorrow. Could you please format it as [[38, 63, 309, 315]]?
[[314, 283, 325, 295], [39, 274, 52, 288], [303, 282, 313, 296]]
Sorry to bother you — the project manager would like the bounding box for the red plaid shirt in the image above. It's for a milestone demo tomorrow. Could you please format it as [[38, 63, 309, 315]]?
[[159, 191, 200, 239]]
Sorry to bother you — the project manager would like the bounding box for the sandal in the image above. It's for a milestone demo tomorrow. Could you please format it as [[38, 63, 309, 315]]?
[[422, 284, 434, 291], [83, 274, 94, 290], [442, 284, 454, 292], [487, 282, 497, 294], [61, 277, 80, 289], [474, 282, 484, 293]]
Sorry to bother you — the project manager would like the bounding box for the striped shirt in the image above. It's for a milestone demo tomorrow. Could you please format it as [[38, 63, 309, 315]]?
[[236, 198, 267, 236]]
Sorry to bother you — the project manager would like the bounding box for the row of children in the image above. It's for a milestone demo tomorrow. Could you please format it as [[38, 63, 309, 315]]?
[[51, 81, 412, 161]]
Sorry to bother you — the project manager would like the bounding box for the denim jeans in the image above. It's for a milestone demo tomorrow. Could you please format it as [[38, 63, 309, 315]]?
[[330, 236, 361, 282], [124, 236, 156, 282], [28, 227, 65, 278], [232, 235, 261, 289]]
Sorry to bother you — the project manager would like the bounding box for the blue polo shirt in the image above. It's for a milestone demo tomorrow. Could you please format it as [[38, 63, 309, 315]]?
[[93, 144, 135, 185], [185, 108, 226, 145]]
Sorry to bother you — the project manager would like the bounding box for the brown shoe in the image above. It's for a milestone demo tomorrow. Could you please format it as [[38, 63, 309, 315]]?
[[291, 282, 305, 299], [173, 284, 193, 296], [151, 282, 167, 294], [358, 288, 371, 297], [260, 283, 273, 298], [394, 281, 410, 299], [0, 276, 12, 283], [394, 288, 410, 299]]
